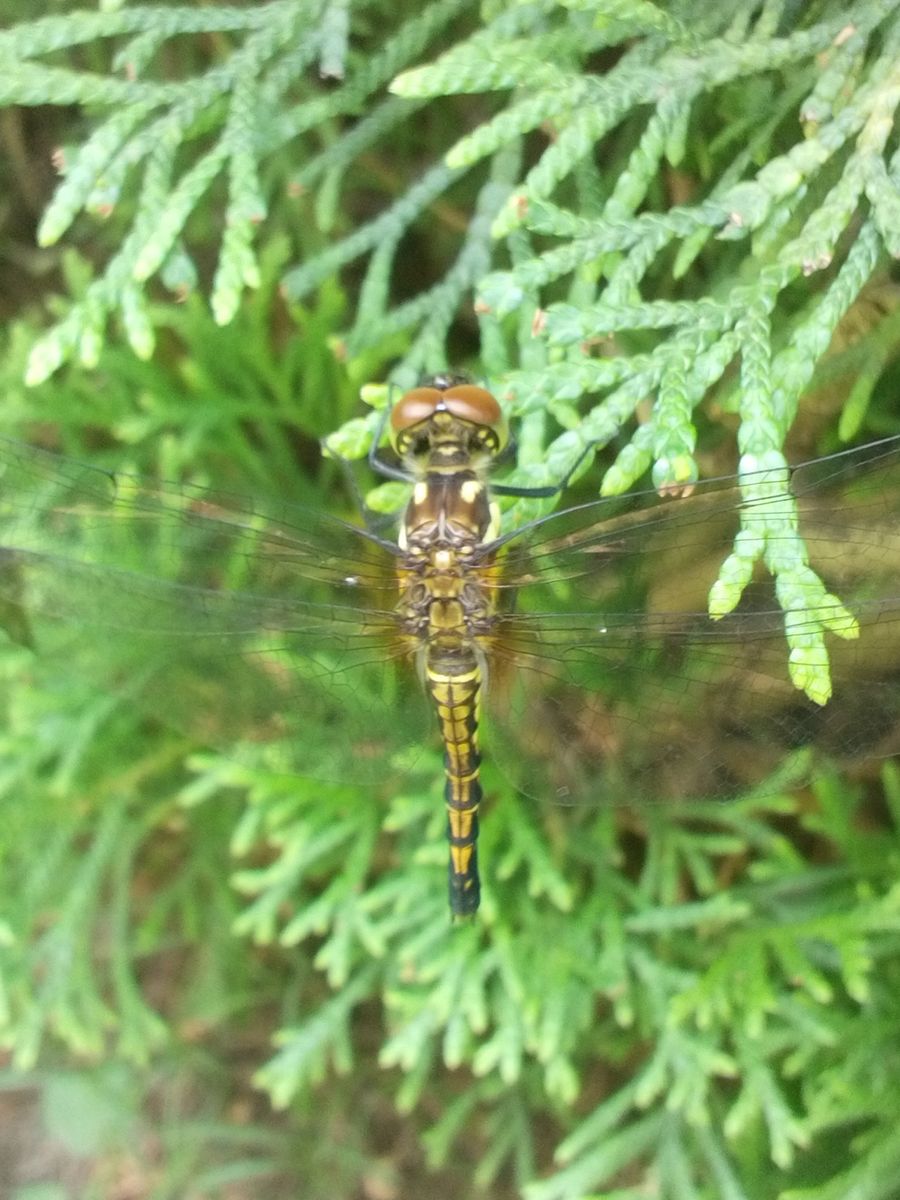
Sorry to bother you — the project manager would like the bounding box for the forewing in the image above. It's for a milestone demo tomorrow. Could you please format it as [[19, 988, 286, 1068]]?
[[0, 437, 431, 785], [482, 436, 900, 806]]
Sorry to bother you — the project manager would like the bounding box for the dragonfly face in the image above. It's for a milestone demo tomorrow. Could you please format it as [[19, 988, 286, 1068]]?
[[1, 380, 899, 918]]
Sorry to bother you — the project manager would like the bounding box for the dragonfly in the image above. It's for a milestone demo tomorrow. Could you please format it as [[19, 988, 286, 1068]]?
[[0, 375, 899, 916]]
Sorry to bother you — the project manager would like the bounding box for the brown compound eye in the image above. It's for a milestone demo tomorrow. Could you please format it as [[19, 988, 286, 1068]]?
[[441, 384, 503, 428], [390, 387, 443, 434], [390, 379, 509, 454]]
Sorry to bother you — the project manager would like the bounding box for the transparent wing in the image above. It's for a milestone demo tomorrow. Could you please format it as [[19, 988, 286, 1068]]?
[[481, 436, 900, 805], [0, 437, 432, 784]]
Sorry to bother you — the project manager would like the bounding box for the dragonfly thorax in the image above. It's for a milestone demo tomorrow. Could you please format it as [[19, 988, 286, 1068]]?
[[397, 466, 498, 638], [402, 470, 495, 551]]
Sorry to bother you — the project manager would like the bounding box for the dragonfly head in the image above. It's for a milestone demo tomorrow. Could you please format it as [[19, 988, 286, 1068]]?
[[390, 376, 509, 467]]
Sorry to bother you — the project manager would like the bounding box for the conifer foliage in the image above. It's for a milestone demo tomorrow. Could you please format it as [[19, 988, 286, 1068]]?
[[3, 2, 900, 1197]]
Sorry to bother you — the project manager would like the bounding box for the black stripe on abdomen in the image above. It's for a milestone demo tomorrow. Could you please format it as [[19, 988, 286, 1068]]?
[[426, 660, 483, 917]]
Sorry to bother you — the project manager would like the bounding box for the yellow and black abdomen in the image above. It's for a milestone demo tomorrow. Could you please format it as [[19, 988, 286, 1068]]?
[[426, 640, 485, 916]]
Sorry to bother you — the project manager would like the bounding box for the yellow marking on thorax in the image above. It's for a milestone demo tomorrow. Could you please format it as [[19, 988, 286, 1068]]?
[[459, 478, 483, 504]]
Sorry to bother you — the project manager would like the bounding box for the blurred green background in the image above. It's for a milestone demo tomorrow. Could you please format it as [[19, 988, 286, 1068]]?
[[3, 3, 900, 1199]]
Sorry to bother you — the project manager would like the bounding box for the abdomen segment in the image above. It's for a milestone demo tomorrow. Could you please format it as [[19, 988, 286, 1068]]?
[[426, 653, 484, 916]]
